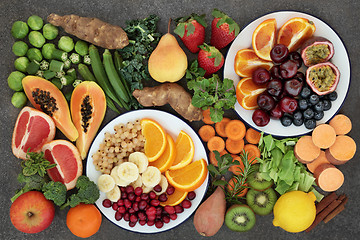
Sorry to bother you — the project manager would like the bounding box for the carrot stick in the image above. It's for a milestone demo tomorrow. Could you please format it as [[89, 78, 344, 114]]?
[[215, 117, 230, 137], [307, 151, 330, 173], [207, 136, 225, 153], [243, 144, 260, 164], [312, 124, 336, 149], [226, 138, 244, 154], [209, 149, 228, 167], [198, 125, 215, 142], [245, 128, 261, 144], [329, 114, 352, 135], [224, 120, 246, 141], [294, 136, 320, 164], [202, 108, 214, 125], [315, 192, 338, 214]]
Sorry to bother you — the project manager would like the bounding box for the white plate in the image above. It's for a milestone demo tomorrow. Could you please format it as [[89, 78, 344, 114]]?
[[86, 109, 209, 233], [224, 11, 350, 137]]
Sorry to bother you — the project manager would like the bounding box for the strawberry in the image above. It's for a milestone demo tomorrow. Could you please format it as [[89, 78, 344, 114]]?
[[210, 9, 240, 49], [198, 43, 224, 77], [174, 14, 207, 53]]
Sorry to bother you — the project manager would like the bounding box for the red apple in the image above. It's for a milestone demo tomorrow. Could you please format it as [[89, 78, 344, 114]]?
[[10, 191, 55, 233]]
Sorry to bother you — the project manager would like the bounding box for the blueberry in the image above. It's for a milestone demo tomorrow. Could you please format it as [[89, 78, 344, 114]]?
[[300, 87, 312, 99], [314, 111, 324, 120], [304, 119, 316, 129], [293, 118, 304, 126], [309, 94, 320, 105], [327, 91, 338, 101], [303, 108, 314, 119], [281, 116, 293, 127], [298, 99, 309, 111], [323, 100, 332, 111], [293, 111, 302, 120], [313, 101, 324, 112]]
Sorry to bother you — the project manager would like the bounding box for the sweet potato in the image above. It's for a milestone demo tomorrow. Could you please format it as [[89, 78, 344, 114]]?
[[224, 120, 246, 141], [199, 125, 215, 142], [325, 135, 356, 165], [306, 151, 330, 173], [215, 117, 230, 137], [47, 13, 129, 49], [314, 163, 344, 192], [294, 135, 321, 164], [329, 114, 352, 135], [312, 124, 336, 149], [245, 128, 261, 144]]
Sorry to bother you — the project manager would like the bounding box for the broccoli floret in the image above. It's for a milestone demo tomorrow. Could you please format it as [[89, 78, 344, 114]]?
[[11, 173, 46, 202], [42, 181, 67, 206]]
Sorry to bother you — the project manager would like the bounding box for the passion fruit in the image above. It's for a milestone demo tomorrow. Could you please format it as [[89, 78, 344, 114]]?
[[301, 36, 334, 67], [306, 62, 340, 95]]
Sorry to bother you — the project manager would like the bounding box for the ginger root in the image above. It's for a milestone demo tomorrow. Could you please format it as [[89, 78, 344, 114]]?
[[132, 83, 203, 122], [47, 13, 129, 49]]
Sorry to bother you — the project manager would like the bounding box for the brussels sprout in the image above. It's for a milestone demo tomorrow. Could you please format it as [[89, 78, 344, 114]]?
[[12, 41, 28, 56], [75, 40, 89, 56], [8, 71, 25, 91], [11, 21, 29, 39], [11, 92, 27, 108], [42, 43, 56, 59], [27, 48, 43, 62], [14, 57, 30, 72], [58, 36, 74, 52], [27, 15, 43, 30], [28, 31, 46, 48], [42, 23, 58, 40]]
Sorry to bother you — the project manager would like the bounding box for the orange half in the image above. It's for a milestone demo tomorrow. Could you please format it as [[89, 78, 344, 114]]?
[[149, 134, 176, 172], [169, 131, 194, 170], [141, 118, 167, 162], [236, 77, 267, 110], [234, 49, 274, 77], [160, 188, 188, 206], [252, 18, 277, 61]]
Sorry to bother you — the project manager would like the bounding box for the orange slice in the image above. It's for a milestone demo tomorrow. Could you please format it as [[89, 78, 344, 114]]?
[[160, 188, 188, 206], [169, 131, 194, 170], [277, 17, 316, 52], [234, 49, 274, 77], [236, 77, 267, 110], [141, 118, 167, 162], [149, 134, 176, 173], [252, 18, 277, 61], [165, 158, 208, 192]]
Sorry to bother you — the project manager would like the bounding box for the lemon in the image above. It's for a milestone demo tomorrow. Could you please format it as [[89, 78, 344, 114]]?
[[273, 191, 316, 233]]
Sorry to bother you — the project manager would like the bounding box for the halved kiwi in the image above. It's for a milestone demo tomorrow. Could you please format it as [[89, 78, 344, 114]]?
[[246, 188, 277, 215], [225, 204, 256, 232], [247, 164, 273, 190]]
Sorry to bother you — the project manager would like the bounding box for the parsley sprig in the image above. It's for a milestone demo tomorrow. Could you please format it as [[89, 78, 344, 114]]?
[[21, 151, 56, 177]]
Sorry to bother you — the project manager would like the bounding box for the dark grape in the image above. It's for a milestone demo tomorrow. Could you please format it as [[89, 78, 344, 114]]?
[[284, 79, 303, 97], [257, 92, 276, 111], [279, 96, 298, 113], [270, 65, 282, 79]]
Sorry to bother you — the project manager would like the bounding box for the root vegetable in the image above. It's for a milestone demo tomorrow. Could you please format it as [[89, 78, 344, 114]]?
[[311, 124, 336, 149], [325, 135, 356, 165], [245, 128, 261, 144], [314, 163, 344, 192], [294, 135, 320, 164], [207, 136, 225, 153], [329, 114, 352, 135], [209, 150, 228, 167], [224, 120, 246, 141], [243, 144, 260, 164], [225, 138, 244, 154], [47, 13, 129, 49], [215, 117, 230, 137], [202, 108, 214, 124], [198, 125, 216, 142], [306, 151, 330, 173], [132, 83, 203, 122]]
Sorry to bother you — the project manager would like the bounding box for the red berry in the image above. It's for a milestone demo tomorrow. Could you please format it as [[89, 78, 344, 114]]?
[[128, 192, 136, 202], [210, 9, 239, 49], [164, 205, 175, 214], [123, 212, 130, 222], [112, 203, 119, 211], [102, 199, 112, 208], [115, 212, 123, 221], [146, 206, 156, 216], [134, 187, 143, 196], [130, 214, 138, 223], [117, 199, 124, 206], [126, 185, 134, 194], [147, 220, 155, 226], [166, 186, 175, 195], [155, 220, 164, 229], [198, 43, 224, 77], [139, 220, 147, 226], [148, 214, 156, 221], [153, 184, 162, 192], [187, 191, 196, 200], [138, 211, 147, 221], [158, 193, 168, 202], [135, 196, 141, 202], [150, 199, 160, 207], [149, 191, 157, 200], [129, 221, 136, 227], [156, 206, 163, 216], [124, 199, 132, 209], [117, 206, 126, 214], [139, 200, 148, 210], [174, 205, 184, 213], [181, 199, 192, 209], [120, 187, 126, 192], [174, 16, 206, 53], [162, 215, 170, 224], [140, 193, 149, 201], [169, 213, 177, 220], [128, 208, 135, 214], [121, 192, 127, 199], [133, 202, 139, 212]]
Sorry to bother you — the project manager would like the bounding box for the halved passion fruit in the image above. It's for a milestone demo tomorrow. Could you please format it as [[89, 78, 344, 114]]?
[[306, 62, 340, 95], [301, 36, 334, 67]]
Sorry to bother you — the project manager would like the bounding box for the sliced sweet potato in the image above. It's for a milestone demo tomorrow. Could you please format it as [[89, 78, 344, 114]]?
[[314, 163, 344, 192], [312, 124, 336, 149], [325, 135, 356, 165], [294, 135, 321, 164], [306, 151, 330, 173], [329, 114, 352, 135]]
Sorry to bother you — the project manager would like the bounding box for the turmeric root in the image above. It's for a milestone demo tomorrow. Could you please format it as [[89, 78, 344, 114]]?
[[47, 13, 129, 49], [132, 83, 203, 122]]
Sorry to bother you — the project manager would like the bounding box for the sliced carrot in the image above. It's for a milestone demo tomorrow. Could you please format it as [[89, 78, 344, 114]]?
[[215, 117, 231, 137], [207, 136, 225, 153], [227, 177, 248, 197], [245, 128, 261, 144], [314, 163, 344, 192], [198, 125, 215, 142], [312, 124, 336, 149], [294, 135, 321, 164], [209, 149, 228, 167], [229, 154, 245, 175], [307, 151, 330, 173], [202, 108, 214, 125], [329, 114, 352, 135], [243, 144, 260, 164], [325, 135, 356, 165], [226, 138, 245, 154], [224, 120, 246, 141]]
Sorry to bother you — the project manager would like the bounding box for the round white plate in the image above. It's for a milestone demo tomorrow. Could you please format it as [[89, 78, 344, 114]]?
[[86, 109, 209, 233], [224, 11, 350, 137]]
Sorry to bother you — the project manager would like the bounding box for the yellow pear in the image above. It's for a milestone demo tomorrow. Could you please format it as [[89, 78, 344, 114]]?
[[148, 19, 188, 83]]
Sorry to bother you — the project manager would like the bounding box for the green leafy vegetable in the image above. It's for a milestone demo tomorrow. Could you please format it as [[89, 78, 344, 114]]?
[[21, 151, 56, 177], [11, 173, 47, 202], [42, 181, 67, 206]]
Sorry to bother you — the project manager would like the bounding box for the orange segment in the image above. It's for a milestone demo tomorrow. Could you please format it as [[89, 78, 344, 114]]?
[[165, 158, 208, 192], [149, 134, 176, 173], [277, 17, 316, 52], [160, 188, 188, 206], [141, 118, 167, 162], [236, 77, 267, 110], [234, 49, 274, 77], [252, 18, 277, 61], [169, 130, 194, 170]]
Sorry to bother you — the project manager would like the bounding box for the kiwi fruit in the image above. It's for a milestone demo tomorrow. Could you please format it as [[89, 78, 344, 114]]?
[[225, 204, 256, 232], [248, 164, 273, 190], [246, 188, 277, 215]]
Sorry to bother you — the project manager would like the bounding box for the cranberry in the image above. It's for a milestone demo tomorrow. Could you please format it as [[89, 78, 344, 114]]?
[[181, 200, 192, 209], [187, 191, 196, 200], [120, 187, 126, 192], [133, 202, 139, 212], [150, 199, 160, 207], [158, 193, 168, 202], [148, 214, 156, 221], [153, 184, 162, 192], [128, 192, 136, 202], [279, 96, 298, 113], [112, 203, 119, 211], [270, 65, 282, 79], [147, 220, 155, 226], [134, 187, 143, 196], [124, 199, 132, 209], [252, 67, 271, 85], [164, 205, 175, 214], [257, 92, 276, 111], [138, 200, 148, 210], [280, 60, 298, 79], [117, 206, 126, 214], [166, 186, 175, 195], [130, 214, 138, 223], [149, 191, 157, 200], [140, 193, 149, 201], [252, 109, 270, 127], [162, 215, 170, 224], [139, 220, 147, 226], [138, 211, 147, 221], [146, 206, 156, 216], [269, 104, 284, 119], [102, 199, 112, 208], [174, 205, 184, 213], [128, 208, 135, 214], [156, 206, 163, 215], [270, 44, 289, 63], [117, 199, 124, 206], [135, 196, 141, 202], [170, 213, 177, 220], [284, 79, 303, 97], [126, 185, 134, 194], [121, 192, 127, 199], [129, 221, 136, 227], [155, 220, 164, 229], [115, 212, 123, 221], [124, 212, 130, 222], [267, 79, 283, 97]]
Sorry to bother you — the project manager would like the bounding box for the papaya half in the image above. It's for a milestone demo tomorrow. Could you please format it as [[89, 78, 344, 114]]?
[[23, 76, 78, 141], [70, 81, 106, 160]]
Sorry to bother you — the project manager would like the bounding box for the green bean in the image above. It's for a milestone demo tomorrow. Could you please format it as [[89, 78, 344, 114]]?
[[51, 78, 63, 89], [60, 75, 75, 86], [106, 96, 121, 114], [78, 64, 96, 82], [43, 70, 56, 80], [67, 68, 77, 80], [51, 49, 68, 62], [114, 51, 132, 97]]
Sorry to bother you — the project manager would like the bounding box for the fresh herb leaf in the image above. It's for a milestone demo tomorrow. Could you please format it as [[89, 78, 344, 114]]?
[[21, 151, 56, 177]]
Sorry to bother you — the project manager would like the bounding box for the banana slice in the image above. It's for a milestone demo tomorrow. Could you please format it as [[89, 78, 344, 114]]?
[[97, 174, 115, 193], [111, 166, 131, 187], [142, 166, 161, 188], [155, 174, 169, 196], [128, 152, 149, 173], [117, 162, 139, 183], [106, 185, 121, 202], [142, 184, 153, 193], [131, 175, 143, 189]]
